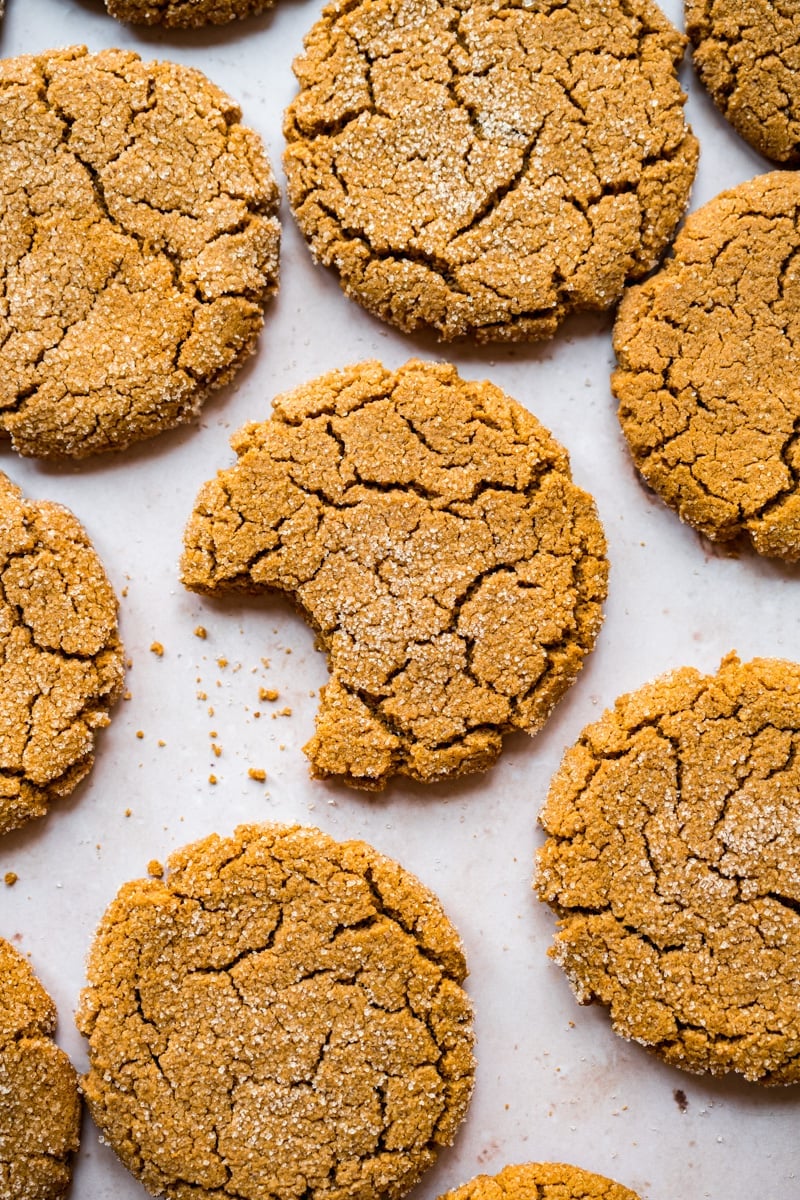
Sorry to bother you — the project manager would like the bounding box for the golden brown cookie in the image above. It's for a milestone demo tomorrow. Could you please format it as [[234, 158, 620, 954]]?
[[181, 359, 608, 789], [0, 938, 81, 1200], [686, 1, 800, 163], [439, 1162, 642, 1200], [614, 171, 800, 560], [0, 46, 280, 458], [78, 822, 476, 1200], [536, 652, 800, 1084], [0, 473, 124, 836], [104, 0, 272, 28], [283, 0, 698, 342]]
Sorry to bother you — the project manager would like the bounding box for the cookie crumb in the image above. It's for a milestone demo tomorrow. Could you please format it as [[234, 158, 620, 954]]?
[[259, 687, 279, 702], [208, 774, 217, 785], [158, 740, 166, 748], [124, 809, 132, 817], [194, 626, 207, 639], [217, 657, 228, 669], [212, 744, 222, 758], [248, 768, 267, 782], [147, 860, 164, 879], [135, 730, 144, 739], [4, 872, 18, 887], [196, 690, 208, 701], [150, 642, 164, 657]]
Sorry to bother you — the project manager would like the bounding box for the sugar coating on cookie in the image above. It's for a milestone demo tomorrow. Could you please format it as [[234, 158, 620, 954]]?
[[181, 359, 608, 789], [104, 0, 273, 28], [686, 1, 800, 163], [0, 938, 81, 1200], [536, 653, 800, 1084], [0, 473, 124, 836], [78, 822, 476, 1200], [0, 46, 280, 458], [284, 0, 698, 342], [439, 1161, 642, 1200], [614, 171, 800, 560]]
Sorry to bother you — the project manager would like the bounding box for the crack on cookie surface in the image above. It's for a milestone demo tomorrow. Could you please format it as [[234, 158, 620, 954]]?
[[0, 473, 123, 836], [78, 823, 475, 1200], [614, 172, 800, 559], [536, 653, 800, 1083], [686, 0, 800, 163], [284, 0, 697, 341], [0, 939, 80, 1200], [0, 47, 280, 458], [181, 359, 608, 788]]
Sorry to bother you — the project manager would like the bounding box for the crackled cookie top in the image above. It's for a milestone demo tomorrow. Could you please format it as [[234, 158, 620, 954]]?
[[0, 473, 123, 837], [614, 172, 800, 560], [105, 0, 273, 28], [439, 1162, 642, 1200], [181, 360, 608, 789], [0, 938, 81, 1200], [536, 653, 800, 1084], [686, 1, 800, 163], [78, 823, 475, 1200], [0, 46, 280, 458], [283, 0, 698, 342]]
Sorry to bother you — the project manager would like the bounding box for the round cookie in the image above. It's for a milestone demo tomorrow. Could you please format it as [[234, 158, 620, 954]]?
[[614, 171, 800, 561], [0, 473, 124, 837], [686, 1, 800, 164], [78, 822, 476, 1200], [536, 653, 800, 1084], [283, 0, 698, 342], [0, 46, 280, 458], [104, 0, 273, 28], [439, 1162, 641, 1200], [181, 359, 608, 789], [0, 938, 81, 1200]]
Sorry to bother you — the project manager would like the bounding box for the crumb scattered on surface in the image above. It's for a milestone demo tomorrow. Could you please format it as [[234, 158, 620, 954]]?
[[194, 626, 208, 640], [284, 0, 697, 341], [208, 774, 217, 785], [248, 768, 266, 782], [182, 359, 607, 789], [536, 652, 800, 1084], [135, 730, 144, 740], [259, 688, 279, 702], [4, 871, 18, 886], [149, 642, 164, 657], [147, 860, 163, 879], [0, 474, 124, 837], [78, 823, 475, 1200]]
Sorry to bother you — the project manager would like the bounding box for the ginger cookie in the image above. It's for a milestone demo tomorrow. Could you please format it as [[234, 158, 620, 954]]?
[[104, 0, 272, 28], [614, 171, 800, 561], [283, 0, 698, 342], [0, 46, 280, 458], [78, 822, 476, 1200], [181, 359, 608, 789], [686, 1, 800, 163], [536, 652, 800, 1084], [0, 938, 81, 1200], [439, 1162, 641, 1200], [0, 472, 124, 837]]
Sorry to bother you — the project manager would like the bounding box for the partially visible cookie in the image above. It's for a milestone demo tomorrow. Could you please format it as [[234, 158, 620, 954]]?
[[181, 359, 608, 789], [104, 0, 272, 27], [0, 46, 280, 458], [439, 1162, 642, 1200], [0, 472, 124, 836], [686, 1, 800, 163], [284, 0, 698, 342], [0, 938, 81, 1200], [614, 171, 800, 560], [536, 653, 800, 1084], [78, 822, 476, 1200]]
